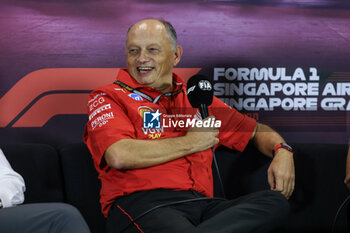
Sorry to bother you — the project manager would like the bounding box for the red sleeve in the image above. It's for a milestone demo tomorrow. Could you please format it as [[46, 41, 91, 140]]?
[[210, 97, 256, 152], [83, 89, 136, 169]]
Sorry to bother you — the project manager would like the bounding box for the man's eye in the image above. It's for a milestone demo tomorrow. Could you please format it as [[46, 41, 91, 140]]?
[[129, 49, 138, 55], [149, 48, 159, 53]]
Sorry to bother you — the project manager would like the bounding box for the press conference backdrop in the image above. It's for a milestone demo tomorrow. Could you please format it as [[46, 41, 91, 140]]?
[[1, 0, 350, 146]]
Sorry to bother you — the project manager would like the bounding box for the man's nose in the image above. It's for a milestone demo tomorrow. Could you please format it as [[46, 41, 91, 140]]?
[[137, 50, 149, 63]]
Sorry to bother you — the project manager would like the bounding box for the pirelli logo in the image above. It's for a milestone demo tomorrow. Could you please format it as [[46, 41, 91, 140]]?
[[0, 68, 201, 127], [89, 103, 111, 121]]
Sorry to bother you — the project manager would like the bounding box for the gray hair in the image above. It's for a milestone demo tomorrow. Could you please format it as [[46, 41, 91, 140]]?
[[127, 18, 178, 50]]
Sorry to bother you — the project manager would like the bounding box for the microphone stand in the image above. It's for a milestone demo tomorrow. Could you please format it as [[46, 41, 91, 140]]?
[[199, 104, 209, 119], [212, 147, 226, 199], [199, 103, 226, 199]]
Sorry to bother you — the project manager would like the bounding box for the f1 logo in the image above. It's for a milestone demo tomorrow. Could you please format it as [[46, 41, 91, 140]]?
[[143, 110, 161, 129], [0, 68, 201, 127]]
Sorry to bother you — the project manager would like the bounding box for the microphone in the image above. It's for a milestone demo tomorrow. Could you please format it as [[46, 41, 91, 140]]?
[[186, 74, 226, 198], [186, 74, 213, 118]]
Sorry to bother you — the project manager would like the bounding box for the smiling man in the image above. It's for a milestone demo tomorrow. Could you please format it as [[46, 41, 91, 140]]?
[[84, 18, 294, 233], [125, 20, 182, 93]]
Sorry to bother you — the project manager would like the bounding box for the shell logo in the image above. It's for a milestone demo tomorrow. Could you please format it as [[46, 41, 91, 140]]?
[[138, 106, 154, 118]]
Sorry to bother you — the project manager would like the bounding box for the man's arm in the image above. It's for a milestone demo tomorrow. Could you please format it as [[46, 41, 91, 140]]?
[[0, 149, 25, 208], [344, 145, 350, 189], [251, 123, 295, 199], [105, 117, 219, 170]]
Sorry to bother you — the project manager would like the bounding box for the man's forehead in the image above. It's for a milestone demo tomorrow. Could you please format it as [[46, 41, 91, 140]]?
[[130, 20, 165, 34], [126, 20, 170, 46], [136, 21, 164, 31]]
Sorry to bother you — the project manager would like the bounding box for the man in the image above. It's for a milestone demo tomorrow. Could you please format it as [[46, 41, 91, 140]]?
[[344, 142, 350, 189], [84, 18, 294, 233], [0, 148, 91, 233]]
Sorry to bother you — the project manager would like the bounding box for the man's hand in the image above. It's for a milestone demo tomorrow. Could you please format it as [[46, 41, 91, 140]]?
[[344, 146, 350, 189], [105, 116, 220, 170], [185, 116, 220, 152], [344, 174, 350, 190], [267, 149, 295, 199]]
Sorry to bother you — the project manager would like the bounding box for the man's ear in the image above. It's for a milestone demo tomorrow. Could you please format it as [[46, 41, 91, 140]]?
[[173, 45, 183, 66]]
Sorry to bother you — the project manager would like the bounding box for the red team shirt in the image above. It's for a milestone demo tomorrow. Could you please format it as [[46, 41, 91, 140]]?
[[84, 69, 256, 217]]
